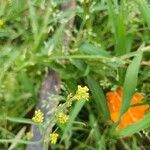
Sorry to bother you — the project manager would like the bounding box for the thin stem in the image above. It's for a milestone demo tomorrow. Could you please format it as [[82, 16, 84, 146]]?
[[0, 139, 42, 145]]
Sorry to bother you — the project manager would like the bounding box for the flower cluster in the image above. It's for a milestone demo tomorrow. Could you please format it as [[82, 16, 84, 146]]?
[[74, 85, 89, 101], [56, 112, 69, 124], [30, 85, 89, 145], [49, 133, 59, 144], [32, 109, 44, 124]]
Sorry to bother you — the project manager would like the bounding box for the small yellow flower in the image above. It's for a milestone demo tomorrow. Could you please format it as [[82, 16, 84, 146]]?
[[74, 85, 89, 101], [26, 131, 33, 140], [0, 19, 5, 28], [32, 109, 44, 124], [49, 133, 59, 144], [57, 112, 69, 124]]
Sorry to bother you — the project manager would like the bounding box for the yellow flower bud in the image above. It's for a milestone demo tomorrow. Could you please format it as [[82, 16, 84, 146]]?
[[32, 109, 44, 124], [56, 112, 69, 124], [74, 85, 89, 101], [49, 133, 59, 144]]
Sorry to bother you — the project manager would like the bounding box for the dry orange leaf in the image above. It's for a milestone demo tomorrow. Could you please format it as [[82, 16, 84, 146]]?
[[106, 87, 149, 129]]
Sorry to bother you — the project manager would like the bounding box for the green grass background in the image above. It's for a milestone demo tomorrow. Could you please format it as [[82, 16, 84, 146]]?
[[0, 0, 150, 149]]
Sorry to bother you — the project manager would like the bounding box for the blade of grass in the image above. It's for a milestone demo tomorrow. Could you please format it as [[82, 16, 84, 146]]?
[[89, 113, 101, 149], [0, 116, 36, 125], [0, 138, 42, 145], [28, 0, 39, 42], [119, 51, 143, 118], [136, 0, 150, 29], [115, 13, 127, 55], [99, 134, 107, 150], [87, 76, 110, 120], [8, 127, 26, 150], [61, 100, 86, 141], [34, 1, 53, 50], [132, 136, 141, 150], [79, 42, 110, 57], [107, 0, 127, 55]]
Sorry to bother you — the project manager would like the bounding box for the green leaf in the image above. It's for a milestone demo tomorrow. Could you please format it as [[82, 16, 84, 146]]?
[[79, 42, 110, 57], [107, 0, 128, 55], [28, 0, 39, 41], [89, 113, 101, 149], [0, 138, 41, 145], [87, 76, 110, 120], [99, 134, 107, 150], [119, 51, 143, 117], [137, 0, 150, 29], [0, 116, 36, 125], [61, 100, 86, 141], [117, 112, 150, 137]]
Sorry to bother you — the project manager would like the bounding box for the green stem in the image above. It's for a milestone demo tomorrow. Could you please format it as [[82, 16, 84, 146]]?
[[0, 139, 42, 145]]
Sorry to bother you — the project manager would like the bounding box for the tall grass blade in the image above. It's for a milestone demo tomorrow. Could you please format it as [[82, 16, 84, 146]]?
[[137, 0, 150, 29], [28, 0, 39, 42], [87, 76, 110, 120], [61, 100, 85, 141], [119, 51, 143, 117], [107, 0, 127, 55]]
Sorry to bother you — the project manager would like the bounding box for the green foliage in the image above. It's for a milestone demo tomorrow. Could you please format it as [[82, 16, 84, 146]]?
[[0, 0, 150, 149], [119, 51, 143, 117], [87, 76, 110, 120]]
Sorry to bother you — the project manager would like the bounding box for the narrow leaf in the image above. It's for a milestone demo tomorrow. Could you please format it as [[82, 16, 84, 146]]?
[[8, 127, 26, 150], [137, 0, 150, 29], [61, 100, 85, 141], [107, 0, 127, 55], [89, 113, 101, 149], [79, 42, 110, 57], [119, 52, 143, 117], [28, 0, 39, 41], [87, 76, 110, 120], [0, 116, 36, 125]]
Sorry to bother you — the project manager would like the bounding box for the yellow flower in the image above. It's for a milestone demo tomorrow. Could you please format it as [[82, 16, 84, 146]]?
[[26, 131, 33, 140], [32, 109, 44, 124], [57, 112, 69, 124], [0, 19, 5, 28], [74, 85, 89, 101], [49, 133, 59, 144]]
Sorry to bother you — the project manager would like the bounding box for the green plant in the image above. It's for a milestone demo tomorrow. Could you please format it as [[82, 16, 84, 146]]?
[[0, 0, 150, 149]]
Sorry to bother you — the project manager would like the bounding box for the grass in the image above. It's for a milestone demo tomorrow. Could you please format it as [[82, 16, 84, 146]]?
[[0, 0, 150, 149]]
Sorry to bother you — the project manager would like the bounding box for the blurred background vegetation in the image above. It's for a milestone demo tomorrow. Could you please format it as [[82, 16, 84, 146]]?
[[0, 0, 150, 149]]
